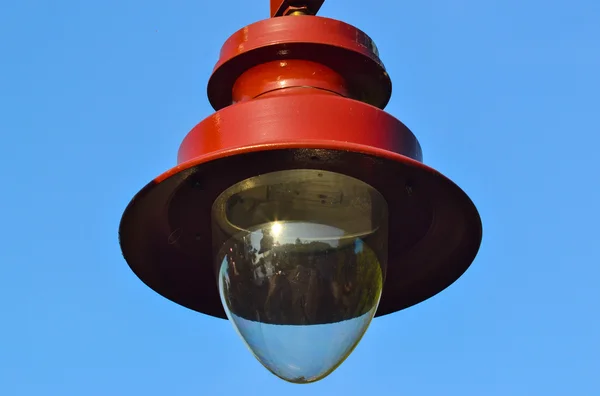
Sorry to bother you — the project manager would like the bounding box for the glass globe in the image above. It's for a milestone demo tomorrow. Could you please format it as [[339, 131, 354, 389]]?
[[212, 170, 388, 383]]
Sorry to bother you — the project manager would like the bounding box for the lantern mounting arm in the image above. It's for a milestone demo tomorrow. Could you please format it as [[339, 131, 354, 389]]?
[[270, 0, 325, 17]]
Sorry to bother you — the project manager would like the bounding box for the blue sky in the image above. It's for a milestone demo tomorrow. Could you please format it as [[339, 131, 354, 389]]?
[[1, 0, 599, 394]]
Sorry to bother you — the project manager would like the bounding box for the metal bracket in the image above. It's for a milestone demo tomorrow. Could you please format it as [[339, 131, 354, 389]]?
[[270, 0, 325, 17]]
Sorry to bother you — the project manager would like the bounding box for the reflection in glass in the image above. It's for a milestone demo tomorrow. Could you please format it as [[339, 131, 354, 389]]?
[[212, 170, 388, 383]]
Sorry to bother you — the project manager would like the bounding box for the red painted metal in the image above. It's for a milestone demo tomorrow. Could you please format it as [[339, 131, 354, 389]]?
[[119, 94, 481, 319], [121, 155, 480, 320], [232, 60, 349, 102], [118, 1, 483, 320], [177, 95, 420, 166], [207, 15, 389, 110], [270, 0, 325, 17]]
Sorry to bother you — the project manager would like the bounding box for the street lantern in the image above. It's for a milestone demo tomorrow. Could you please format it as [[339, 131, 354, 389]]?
[[119, 0, 482, 384]]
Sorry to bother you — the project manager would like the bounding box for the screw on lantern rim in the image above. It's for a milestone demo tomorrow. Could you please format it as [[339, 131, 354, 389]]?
[[270, 0, 324, 17]]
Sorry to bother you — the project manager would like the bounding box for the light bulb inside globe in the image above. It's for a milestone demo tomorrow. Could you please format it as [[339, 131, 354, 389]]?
[[212, 169, 388, 383]]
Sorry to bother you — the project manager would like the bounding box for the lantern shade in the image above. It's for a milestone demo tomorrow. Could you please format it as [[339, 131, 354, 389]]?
[[118, 94, 482, 319]]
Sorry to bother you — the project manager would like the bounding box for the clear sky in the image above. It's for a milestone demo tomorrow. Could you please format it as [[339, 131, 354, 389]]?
[[1, 0, 599, 394]]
